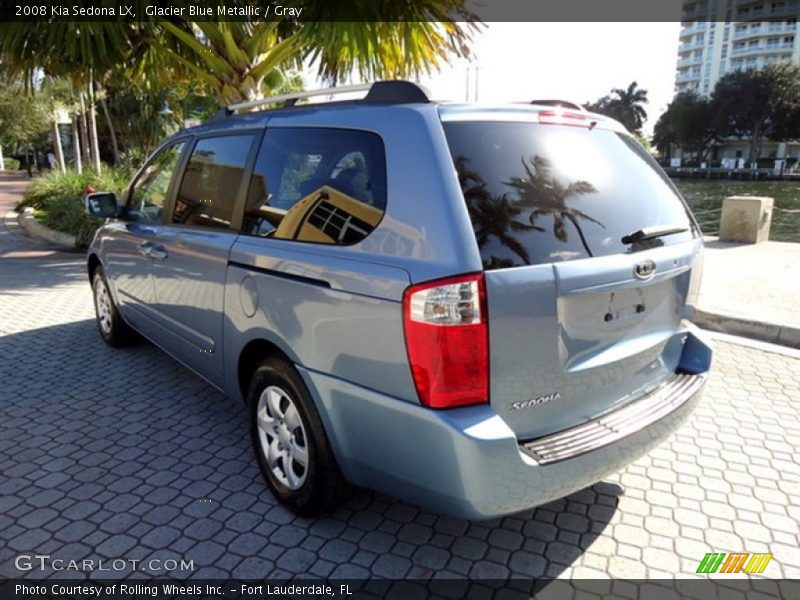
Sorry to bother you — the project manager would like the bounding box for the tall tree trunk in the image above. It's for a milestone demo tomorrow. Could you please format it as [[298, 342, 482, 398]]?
[[99, 95, 119, 165], [87, 77, 101, 174], [25, 145, 32, 177], [52, 121, 66, 172], [72, 115, 83, 173], [0, 144, 5, 170], [79, 93, 91, 166]]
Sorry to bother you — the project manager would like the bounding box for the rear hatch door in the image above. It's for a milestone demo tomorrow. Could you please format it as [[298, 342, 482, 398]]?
[[442, 113, 702, 440]]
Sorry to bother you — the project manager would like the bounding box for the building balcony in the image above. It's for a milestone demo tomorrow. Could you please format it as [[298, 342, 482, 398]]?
[[732, 23, 796, 40], [736, 1, 800, 21], [680, 22, 707, 37], [732, 42, 795, 56], [677, 55, 704, 67], [676, 71, 703, 83], [767, 3, 800, 19], [766, 23, 799, 35], [733, 25, 767, 40], [679, 40, 706, 52]]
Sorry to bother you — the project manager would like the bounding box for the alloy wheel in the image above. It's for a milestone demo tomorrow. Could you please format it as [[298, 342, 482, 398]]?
[[94, 277, 113, 335], [256, 385, 309, 490]]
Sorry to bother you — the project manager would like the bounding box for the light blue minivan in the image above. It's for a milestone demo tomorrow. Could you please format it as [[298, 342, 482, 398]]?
[[86, 81, 712, 519]]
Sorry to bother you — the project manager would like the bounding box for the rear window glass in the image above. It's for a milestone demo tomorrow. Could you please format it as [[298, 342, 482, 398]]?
[[443, 122, 696, 269]]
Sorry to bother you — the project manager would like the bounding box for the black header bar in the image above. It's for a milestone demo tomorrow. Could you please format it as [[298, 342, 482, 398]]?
[[3, 0, 799, 23]]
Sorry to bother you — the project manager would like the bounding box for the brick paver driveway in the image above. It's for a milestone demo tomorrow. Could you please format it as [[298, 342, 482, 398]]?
[[1, 258, 799, 582]]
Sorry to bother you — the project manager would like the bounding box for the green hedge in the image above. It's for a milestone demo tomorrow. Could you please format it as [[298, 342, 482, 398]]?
[[35, 198, 106, 247], [2, 158, 21, 171], [20, 168, 132, 248]]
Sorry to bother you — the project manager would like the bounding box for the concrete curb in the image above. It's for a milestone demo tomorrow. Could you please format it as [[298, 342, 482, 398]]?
[[17, 207, 76, 248], [693, 308, 800, 349], [2, 209, 23, 235]]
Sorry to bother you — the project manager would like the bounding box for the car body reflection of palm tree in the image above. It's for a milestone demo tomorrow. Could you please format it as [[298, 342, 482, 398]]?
[[455, 157, 543, 265], [505, 155, 604, 257]]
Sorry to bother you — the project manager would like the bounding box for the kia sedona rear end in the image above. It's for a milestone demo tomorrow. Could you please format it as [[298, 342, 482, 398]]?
[[87, 81, 711, 520], [338, 104, 712, 519]]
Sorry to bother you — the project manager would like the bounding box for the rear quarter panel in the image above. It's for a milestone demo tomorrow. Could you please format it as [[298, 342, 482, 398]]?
[[223, 239, 417, 403]]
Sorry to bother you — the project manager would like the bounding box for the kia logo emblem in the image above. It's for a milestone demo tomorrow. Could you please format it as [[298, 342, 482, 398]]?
[[634, 260, 656, 280]]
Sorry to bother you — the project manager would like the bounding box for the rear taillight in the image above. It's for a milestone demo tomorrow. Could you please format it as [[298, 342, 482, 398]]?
[[402, 273, 489, 409], [538, 109, 594, 128]]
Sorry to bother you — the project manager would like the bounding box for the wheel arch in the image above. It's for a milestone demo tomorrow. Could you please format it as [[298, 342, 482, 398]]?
[[237, 338, 294, 403], [87, 253, 101, 282]]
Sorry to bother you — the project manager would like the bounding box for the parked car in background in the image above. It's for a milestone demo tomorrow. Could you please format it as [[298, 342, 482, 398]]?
[[85, 81, 712, 519]]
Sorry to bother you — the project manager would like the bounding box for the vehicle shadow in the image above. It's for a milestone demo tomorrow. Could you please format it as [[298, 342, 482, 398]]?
[[1, 318, 620, 583], [702, 239, 747, 250]]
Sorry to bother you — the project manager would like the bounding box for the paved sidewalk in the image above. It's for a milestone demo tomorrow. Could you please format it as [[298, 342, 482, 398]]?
[[1, 259, 799, 583], [695, 239, 800, 347], [0, 171, 77, 260]]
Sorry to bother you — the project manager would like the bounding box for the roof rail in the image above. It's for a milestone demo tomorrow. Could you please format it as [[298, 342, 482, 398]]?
[[530, 99, 586, 111], [215, 80, 431, 118]]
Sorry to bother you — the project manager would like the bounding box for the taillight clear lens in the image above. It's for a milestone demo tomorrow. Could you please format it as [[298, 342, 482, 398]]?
[[403, 273, 489, 409]]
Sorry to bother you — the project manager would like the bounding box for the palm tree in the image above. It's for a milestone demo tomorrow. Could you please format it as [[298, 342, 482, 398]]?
[[0, 21, 148, 171], [158, 9, 479, 104], [295, 4, 479, 84], [505, 156, 604, 257], [610, 81, 649, 132], [585, 81, 649, 133], [155, 22, 312, 106], [455, 156, 542, 265], [1, 6, 480, 164]]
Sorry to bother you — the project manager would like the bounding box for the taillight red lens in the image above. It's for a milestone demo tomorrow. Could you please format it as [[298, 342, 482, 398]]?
[[402, 273, 489, 409], [538, 109, 593, 128]]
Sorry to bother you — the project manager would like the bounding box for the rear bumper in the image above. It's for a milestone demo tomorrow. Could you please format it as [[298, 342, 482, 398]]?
[[520, 372, 704, 465], [299, 329, 712, 520]]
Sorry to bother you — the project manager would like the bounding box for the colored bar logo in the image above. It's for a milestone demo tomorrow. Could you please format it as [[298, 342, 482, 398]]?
[[696, 552, 773, 574]]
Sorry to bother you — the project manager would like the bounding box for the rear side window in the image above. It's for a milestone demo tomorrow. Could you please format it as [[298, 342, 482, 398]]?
[[173, 135, 254, 229], [242, 127, 386, 245], [444, 122, 696, 269]]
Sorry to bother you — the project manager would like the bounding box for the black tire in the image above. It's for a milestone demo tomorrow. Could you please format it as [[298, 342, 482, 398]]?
[[92, 266, 137, 348], [248, 356, 350, 516]]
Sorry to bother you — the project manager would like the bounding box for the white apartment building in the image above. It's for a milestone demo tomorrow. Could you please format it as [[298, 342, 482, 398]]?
[[675, 0, 799, 96], [673, 0, 800, 165]]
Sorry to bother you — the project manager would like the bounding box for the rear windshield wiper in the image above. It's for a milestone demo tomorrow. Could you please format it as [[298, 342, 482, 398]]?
[[621, 225, 688, 245]]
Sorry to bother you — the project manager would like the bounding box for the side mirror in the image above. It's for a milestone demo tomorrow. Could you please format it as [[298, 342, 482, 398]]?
[[85, 192, 118, 218]]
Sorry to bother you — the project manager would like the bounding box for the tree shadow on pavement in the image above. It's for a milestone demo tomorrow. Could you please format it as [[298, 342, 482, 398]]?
[[1, 318, 620, 584], [1, 259, 86, 295]]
